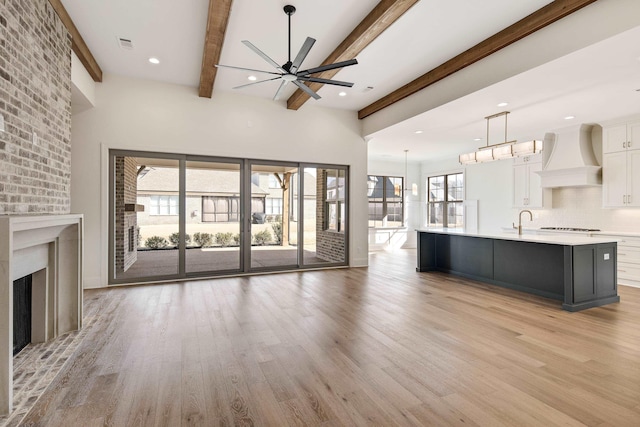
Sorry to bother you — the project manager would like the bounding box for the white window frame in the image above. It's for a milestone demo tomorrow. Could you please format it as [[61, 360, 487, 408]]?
[[426, 171, 464, 228], [149, 195, 179, 216]]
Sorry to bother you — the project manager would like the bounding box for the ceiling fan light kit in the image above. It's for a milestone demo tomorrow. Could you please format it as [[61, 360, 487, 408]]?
[[216, 5, 358, 101]]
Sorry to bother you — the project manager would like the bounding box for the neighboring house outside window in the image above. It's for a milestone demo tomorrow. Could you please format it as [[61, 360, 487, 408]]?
[[149, 195, 178, 215], [367, 175, 403, 228], [427, 172, 464, 228]]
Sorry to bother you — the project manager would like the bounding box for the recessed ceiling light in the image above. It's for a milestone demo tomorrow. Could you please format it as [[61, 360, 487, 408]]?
[[148, 57, 160, 64], [497, 102, 509, 107], [414, 130, 423, 134], [248, 75, 257, 81], [564, 115, 575, 120], [474, 138, 482, 141], [338, 91, 347, 97]]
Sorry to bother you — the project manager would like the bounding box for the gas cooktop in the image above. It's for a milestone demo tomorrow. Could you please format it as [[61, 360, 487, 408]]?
[[540, 227, 601, 232]]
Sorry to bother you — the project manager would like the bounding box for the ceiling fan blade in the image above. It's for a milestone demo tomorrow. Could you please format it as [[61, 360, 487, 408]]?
[[242, 40, 287, 73], [297, 59, 358, 76], [289, 37, 316, 74], [297, 76, 354, 87], [215, 64, 281, 76], [273, 80, 289, 101], [233, 76, 281, 90], [292, 80, 321, 100]]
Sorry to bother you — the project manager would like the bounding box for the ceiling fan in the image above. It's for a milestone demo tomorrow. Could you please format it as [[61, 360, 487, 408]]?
[[216, 5, 358, 101]]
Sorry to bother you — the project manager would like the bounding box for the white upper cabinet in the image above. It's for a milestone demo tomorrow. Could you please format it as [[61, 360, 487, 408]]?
[[603, 121, 640, 153], [602, 120, 640, 207]]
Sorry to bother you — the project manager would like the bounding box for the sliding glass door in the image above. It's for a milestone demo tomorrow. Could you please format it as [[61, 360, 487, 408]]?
[[185, 159, 242, 275], [248, 162, 299, 271], [109, 150, 348, 284], [301, 166, 347, 266], [111, 154, 180, 282]]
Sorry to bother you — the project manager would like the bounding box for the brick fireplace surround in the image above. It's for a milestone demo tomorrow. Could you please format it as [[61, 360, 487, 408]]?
[[0, 214, 83, 415]]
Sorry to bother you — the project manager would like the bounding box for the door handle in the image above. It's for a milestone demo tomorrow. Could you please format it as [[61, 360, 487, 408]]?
[[623, 142, 627, 149], [623, 195, 627, 204], [629, 141, 632, 148], [629, 195, 632, 204]]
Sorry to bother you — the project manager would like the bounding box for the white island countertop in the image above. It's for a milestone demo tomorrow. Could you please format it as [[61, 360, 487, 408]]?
[[417, 228, 620, 246]]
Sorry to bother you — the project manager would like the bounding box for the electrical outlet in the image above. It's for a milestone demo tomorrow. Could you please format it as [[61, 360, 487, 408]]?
[[33, 132, 38, 145], [0, 113, 5, 132]]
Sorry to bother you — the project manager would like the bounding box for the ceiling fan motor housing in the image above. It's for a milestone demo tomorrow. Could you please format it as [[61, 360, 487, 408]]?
[[216, 3, 357, 101]]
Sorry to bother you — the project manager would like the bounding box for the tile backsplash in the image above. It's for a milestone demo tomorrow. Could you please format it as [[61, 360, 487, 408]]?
[[520, 187, 640, 232]]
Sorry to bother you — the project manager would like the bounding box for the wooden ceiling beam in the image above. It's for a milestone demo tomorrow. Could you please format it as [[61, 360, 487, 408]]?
[[358, 0, 599, 120], [199, 0, 233, 98], [49, 0, 103, 82], [286, 0, 419, 111]]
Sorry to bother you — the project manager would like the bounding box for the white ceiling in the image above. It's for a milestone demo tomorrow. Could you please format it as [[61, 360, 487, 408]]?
[[368, 25, 640, 162], [61, 0, 640, 163]]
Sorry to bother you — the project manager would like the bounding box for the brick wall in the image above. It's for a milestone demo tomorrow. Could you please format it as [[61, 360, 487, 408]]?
[[115, 157, 138, 272], [0, 0, 72, 214], [316, 169, 346, 263]]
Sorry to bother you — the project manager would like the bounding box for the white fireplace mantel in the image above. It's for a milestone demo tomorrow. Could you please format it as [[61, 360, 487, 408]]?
[[0, 214, 83, 415]]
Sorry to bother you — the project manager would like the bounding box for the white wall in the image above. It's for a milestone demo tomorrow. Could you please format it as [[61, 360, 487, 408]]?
[[71, 52, 95, 112], [421, 157, 514, 233], [71, 74, 368, 288], [367, 158, 421, 250]]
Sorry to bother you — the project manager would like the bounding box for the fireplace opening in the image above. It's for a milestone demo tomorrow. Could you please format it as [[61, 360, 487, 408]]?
[[13, 275, 33, 356]]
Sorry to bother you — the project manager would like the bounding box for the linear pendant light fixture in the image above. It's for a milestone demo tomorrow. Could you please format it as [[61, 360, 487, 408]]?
[[459, 111, 543, 164]]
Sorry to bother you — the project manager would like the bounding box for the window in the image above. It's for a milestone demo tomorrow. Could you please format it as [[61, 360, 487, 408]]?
[[367, 175, 403, 228], [325, 169, 345, 232], [149, 195, 178, 215], [427, 172, 464, 228], [202, 196, 239, 222], [266, 197, 282, 214]]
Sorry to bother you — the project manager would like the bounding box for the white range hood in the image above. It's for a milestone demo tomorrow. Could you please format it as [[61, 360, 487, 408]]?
[[535, 124, 602, 188]]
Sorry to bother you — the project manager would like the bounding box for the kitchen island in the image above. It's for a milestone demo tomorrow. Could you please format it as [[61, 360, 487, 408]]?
[[417, 229, 620, 311]]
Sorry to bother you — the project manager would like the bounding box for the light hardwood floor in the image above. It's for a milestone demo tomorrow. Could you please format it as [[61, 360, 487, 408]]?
[[17, 249, 640, 426]]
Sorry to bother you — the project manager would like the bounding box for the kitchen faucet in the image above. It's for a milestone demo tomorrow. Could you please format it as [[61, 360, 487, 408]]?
[[513, 209, 533, 235]]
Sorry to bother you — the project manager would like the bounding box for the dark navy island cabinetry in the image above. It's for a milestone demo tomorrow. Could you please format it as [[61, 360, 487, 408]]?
[[417, 230, 620, 312]]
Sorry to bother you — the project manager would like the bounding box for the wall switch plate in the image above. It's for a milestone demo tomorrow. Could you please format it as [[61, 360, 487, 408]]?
[[604, 253, 610, 260], [0, 113, 5, 132], [33, 132, 38, 145]]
